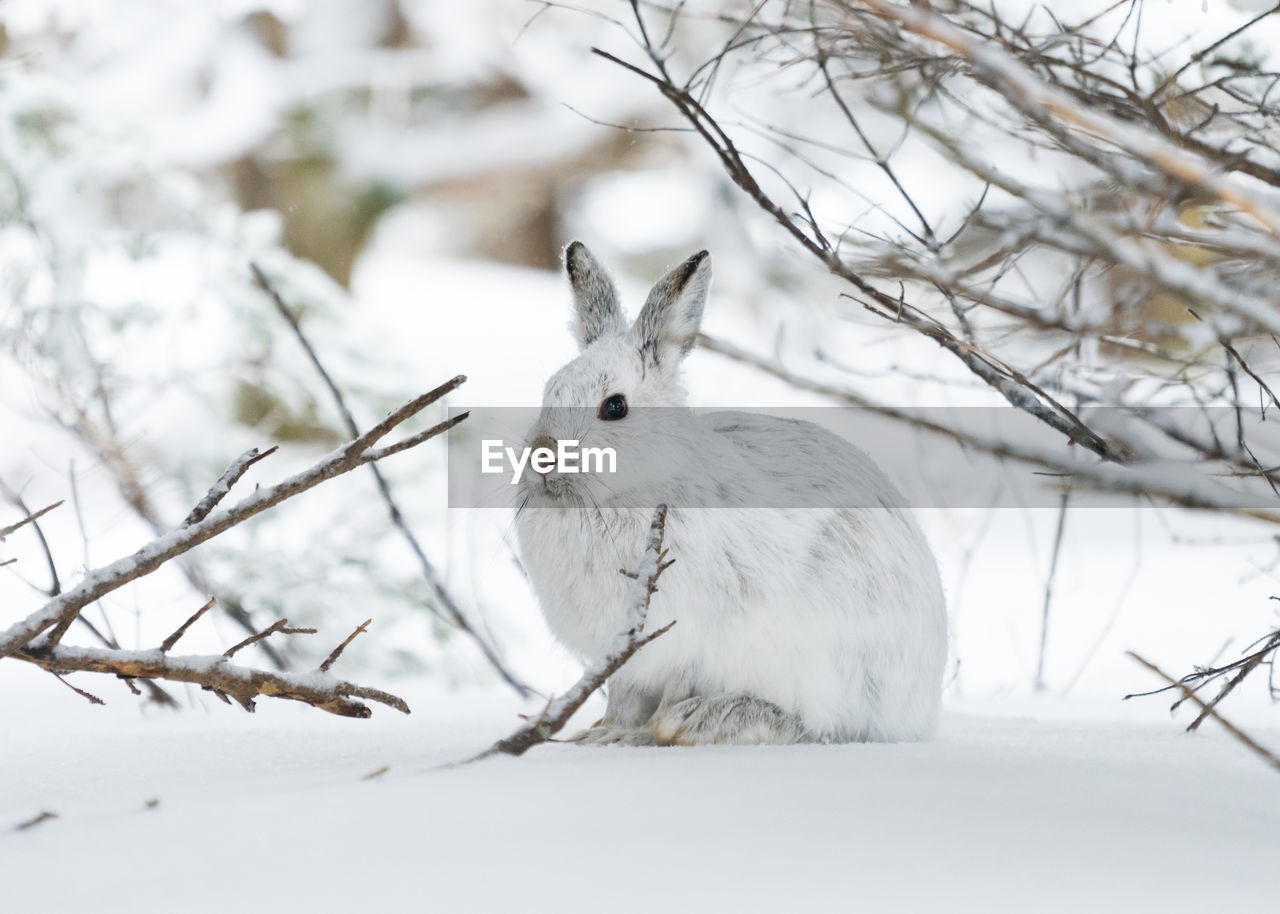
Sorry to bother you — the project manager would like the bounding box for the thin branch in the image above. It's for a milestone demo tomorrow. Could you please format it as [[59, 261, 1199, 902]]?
[[222, 618, 314, 659], [1035, 489, 1070, 691], [1127, 615, 1280, 726], [252, 264, 529, 697], [0, 379, 468, 662], [0, 485, 63, 601], [1126, 650, 1280, 773], [159, 597, 217, 652], [50, 672, 105, 705], [13, 811, 58, 833], [181, 447, 278, 527], [0, 500, 63, 540], [319, 618, 371, 673], [468, 505, 675, 762]]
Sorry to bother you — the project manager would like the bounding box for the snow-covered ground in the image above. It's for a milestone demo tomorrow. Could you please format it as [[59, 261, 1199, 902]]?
[[4, 670, 1277, 913]]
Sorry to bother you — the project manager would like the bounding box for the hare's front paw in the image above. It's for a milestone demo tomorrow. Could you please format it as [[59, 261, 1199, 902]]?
[[652, 694, 808, 746], [572, 725, 658, 746]]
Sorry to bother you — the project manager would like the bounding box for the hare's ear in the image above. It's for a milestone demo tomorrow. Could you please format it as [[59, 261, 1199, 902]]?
[[634, 250, 710, 358], [565, 241, 624, 350]]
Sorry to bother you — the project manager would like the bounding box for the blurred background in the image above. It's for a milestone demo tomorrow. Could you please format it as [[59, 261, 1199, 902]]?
[[2, 0, 1278, 718]]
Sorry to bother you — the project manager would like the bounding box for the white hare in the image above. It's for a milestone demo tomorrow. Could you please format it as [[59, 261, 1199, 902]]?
[[514, 243, 947, 745]]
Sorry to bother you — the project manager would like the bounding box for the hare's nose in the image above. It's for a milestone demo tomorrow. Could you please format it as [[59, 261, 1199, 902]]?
[[528, 433, 558, 476]]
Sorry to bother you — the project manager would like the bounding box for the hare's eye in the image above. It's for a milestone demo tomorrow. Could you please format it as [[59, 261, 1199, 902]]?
[[598, 393, 628, 421]]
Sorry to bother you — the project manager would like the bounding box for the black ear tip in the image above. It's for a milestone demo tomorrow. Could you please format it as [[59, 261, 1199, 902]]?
[[678, 249, 711, 287], [564, 241, 586, 279]]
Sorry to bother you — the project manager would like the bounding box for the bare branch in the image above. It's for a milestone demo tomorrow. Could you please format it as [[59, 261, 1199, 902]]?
[[1034, 489, 1070, 691], [15, 641, 409, 717], [50, 672, 105, 705], [0, 380, 468, 662], [252, 264, 529, 697], [1126, 650, 1280, 773], [13, 811, 58, 833], [1127, 613, 1280, 730], [0, 501, 63, 540], [469, 505, 675, 761], [159, 597, 217, 652], [319, 618, 371, 673], [222, 618, 315, 659], [181, 446, 278, 527], [0, 483, 63, 600]]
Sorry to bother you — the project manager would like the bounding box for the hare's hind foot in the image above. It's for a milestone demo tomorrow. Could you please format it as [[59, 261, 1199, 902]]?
[[572, 725, 658, 746], [651, 693, 808, 746]]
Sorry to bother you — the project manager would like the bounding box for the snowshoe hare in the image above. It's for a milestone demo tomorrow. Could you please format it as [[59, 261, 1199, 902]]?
[[514, 243, 947, 745]]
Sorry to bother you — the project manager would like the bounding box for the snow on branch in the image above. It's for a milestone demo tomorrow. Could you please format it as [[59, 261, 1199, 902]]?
[[180, 447, 278, 528], [470, 505, 675, 761], [0, 376, 469, 716], [15, 612, 408, 718]]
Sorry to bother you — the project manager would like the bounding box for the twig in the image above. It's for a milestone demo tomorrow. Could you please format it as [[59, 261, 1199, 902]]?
[[0, 485, 63, 601], [468, 505, 675, 762], [50, 672, 105, 705], [13, 811, 58, 832], [1035, 489, 1070, 691], [1128, 618, 1280, 730], [1126, 650, 1280, 773], [159, 597, 217, 652], [0, 501, 63, 540], [223, 618, 315, 659], [181, 447, 278, 527], [319, 618, 371, 673]]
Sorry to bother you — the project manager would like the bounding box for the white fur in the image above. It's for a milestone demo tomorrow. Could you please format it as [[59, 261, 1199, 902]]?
[[515, 248, 947, 743]]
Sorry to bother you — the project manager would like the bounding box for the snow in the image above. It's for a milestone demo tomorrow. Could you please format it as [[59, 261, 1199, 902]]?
[[2, 671, 1276, 912]]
